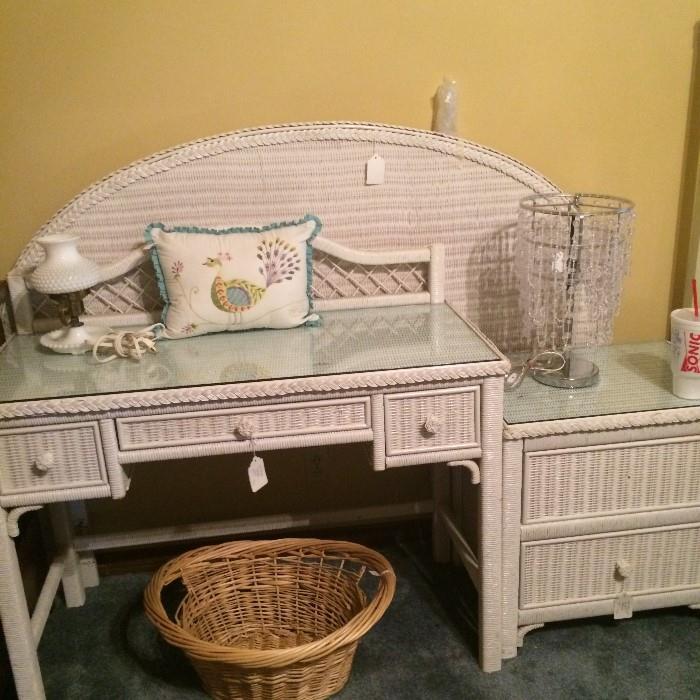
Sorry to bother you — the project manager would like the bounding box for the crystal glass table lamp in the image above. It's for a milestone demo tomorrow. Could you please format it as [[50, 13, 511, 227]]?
[[515, 193, 635, 389], [28, 234, 109, 354]]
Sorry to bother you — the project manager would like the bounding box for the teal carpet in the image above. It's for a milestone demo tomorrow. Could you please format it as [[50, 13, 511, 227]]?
[[25, 531, 700, 699]]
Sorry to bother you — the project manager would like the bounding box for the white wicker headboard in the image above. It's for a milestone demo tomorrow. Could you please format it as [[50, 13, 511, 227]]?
[[8, 122, 558, 352]]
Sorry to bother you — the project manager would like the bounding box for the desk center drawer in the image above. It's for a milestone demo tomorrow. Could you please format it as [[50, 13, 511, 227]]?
[[116, 397, 371, 450]]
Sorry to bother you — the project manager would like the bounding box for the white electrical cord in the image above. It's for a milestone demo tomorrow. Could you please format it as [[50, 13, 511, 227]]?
[[505, 350, 566, 390], [92, 324, 165, 363]]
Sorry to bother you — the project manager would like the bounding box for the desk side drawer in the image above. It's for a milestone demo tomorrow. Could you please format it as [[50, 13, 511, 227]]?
[[117, 397, 371, 450], [383, 386, 479, 457], [0, 423, 106, 497], [520, 524, 700, 609], [523, 437, 700, 524]]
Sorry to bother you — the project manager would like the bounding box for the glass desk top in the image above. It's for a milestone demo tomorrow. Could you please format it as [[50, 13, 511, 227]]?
[[0, 304, 499, 404], [504, 341, 700, 425]]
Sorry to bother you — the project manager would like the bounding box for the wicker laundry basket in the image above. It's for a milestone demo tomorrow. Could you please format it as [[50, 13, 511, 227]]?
[[144, 538, 396, 700]]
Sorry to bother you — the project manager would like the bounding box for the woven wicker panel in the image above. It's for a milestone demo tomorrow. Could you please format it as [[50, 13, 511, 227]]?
[[117, 399, 370, 450], [520, 525, 700, 608], [524, 439, 700, 523], [0, 423, 104, 494], [384, 387, 479, 456], [12, 123, 558, 351]]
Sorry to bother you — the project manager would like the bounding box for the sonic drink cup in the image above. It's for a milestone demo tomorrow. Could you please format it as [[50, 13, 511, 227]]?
[[670, 308, 700, 399]]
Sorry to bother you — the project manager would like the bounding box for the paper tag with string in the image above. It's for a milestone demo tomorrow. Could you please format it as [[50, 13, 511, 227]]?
[[613, 592, 633, 620], [246, 437, 268, 493], [613, 559, 634, 619], [248, 456, 268, 492]]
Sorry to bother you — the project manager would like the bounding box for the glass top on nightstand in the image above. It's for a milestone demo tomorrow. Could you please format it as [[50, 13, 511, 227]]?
[[503, 341, 700, 425], [0, 304, 499, 404]]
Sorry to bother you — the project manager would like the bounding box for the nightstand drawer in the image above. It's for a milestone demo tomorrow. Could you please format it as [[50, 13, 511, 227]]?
[[0, 423, 107, 498], [520, 523, 700, 609], [116, 397, 371, 450], [523, 436, 700, 524], [383, 386, 480, 456]]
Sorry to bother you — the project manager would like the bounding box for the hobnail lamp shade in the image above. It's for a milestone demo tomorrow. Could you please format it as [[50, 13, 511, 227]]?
[[29, 234, 103, 294]]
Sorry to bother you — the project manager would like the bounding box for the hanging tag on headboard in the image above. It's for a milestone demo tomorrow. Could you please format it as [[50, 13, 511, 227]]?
[[366, 154, 385, 185]]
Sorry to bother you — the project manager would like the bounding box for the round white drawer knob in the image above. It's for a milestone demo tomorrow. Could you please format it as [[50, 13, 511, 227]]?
[[616, 559, 633, 579], [423, 414, 441, 435], [34, 452, 55, 473], [234, 420, 255, 440]]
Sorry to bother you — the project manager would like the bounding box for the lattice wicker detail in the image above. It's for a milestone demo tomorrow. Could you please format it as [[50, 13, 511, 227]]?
[[520, 525, 700, 608], [27, 254, 428, 324], [0, 424, 104, 494], [311, 251, 428, 300], [524, 440, 700, 523], [84, 261, 162, 316], [384, 388, 479, 456], [27, 289, 60, 322], [29, 261, 162, 321], [144, 539, 396, 700], [117, 400, 370, 450]]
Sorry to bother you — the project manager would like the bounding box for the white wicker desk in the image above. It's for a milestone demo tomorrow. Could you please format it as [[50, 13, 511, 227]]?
[[1, 120, 562, 695], [0, 303, 507, 698], [502, 342, 700, 658]]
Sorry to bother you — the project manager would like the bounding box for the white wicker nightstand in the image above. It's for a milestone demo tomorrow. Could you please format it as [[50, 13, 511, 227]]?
[[502, 342, 700, 658]]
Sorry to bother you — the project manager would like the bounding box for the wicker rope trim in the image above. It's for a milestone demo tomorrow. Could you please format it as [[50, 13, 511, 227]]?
[[143, 538, 396, 669], [0, 360, 509, 419], [504, 406, 700, 440], [15, 122, 557, 271]]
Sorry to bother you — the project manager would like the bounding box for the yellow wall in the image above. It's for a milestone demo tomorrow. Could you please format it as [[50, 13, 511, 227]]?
[[2, 0, 700, 342]]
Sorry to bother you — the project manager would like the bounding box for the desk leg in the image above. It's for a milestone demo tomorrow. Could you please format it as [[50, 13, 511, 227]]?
[[431, 463, 451, 562], [48, 504, 85, 608], [0, 506, 46, 699], [478, 376, 503, 672]]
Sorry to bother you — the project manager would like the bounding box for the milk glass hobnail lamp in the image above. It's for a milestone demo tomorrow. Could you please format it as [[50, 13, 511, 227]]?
[[28, 234, 109, 354], [515, 193, 635, 389]]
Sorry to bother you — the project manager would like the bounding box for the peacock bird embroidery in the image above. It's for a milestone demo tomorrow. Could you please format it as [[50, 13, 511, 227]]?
[[203, 236, 302, 323]]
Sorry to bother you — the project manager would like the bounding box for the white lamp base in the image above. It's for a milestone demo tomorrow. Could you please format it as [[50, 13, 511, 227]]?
[[39, 325, 109, 355]]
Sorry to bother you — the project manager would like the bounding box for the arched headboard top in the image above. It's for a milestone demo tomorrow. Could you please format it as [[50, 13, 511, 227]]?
[[10, 121, 559, 351]]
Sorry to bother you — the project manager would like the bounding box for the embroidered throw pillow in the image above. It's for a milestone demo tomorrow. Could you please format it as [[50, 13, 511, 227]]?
[[146, 215, 321, 338]]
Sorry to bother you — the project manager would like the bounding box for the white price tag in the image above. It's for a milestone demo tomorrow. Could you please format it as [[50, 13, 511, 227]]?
[[365, 154, 385, 185], [248, 455, 268, 493], [613, 592, 633, 620]]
